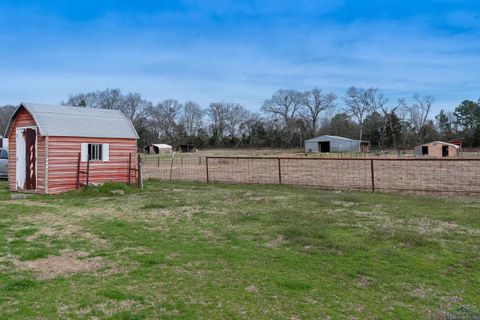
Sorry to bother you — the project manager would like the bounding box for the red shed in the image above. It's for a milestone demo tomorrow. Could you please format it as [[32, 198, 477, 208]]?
[[5, 103, 139, 194]]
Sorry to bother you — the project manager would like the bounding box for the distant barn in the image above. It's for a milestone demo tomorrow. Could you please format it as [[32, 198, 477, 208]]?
[[0, 136, 7, 149], [415, 141, 459, 158], [304, 135, 370, 153], [448, 139, 463, 151], [5, 103, 138, 194], [144, 144, 172, 154], [179, 144, 196, 153]]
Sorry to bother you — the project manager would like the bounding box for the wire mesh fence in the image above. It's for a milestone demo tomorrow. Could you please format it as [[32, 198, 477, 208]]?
[[142, 156, 207, 182], [142, 155, 480, 195]]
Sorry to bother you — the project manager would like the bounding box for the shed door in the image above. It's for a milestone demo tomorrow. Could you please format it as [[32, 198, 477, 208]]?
[[15, 128, 26, 189], [16, 128, 36, 190]]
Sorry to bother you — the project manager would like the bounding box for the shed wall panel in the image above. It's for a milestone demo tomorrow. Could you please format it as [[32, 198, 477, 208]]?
[[47, 137, 137, 194], [305, 137, 360, 153]]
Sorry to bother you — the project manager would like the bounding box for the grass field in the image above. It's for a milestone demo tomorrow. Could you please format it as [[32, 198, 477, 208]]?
[[0, 180, 479, 319]]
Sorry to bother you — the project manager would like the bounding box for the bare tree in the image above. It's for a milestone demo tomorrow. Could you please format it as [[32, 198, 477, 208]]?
[[63, 88, 125, 110], [344, 86, 381, 147], [62, 88, 150, 133], [239, 112, 263, 145], [181, 101, 204, 136], [95, 88, 124, 110], [261, 89, 302, 124], [224, 103, 249, 138], [0, 105, 16, 136], [206, 102, 228, 141], [62, 92, 96, 107], [147, 99, 183, 146], [262, 89, 303, 147], [300, 88, 336, 137], [121, 93, 150, 128], [401, 94, 434, 144]]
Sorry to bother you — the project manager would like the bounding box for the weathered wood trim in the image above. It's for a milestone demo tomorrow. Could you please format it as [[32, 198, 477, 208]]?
[[45, 136, 49, 194]]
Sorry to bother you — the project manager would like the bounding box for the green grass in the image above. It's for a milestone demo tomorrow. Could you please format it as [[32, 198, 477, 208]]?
[[0, 179, 479, 319]]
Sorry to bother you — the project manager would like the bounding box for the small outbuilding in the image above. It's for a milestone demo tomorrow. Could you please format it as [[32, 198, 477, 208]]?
[[144, 144, 172, 154], [178, 144, 196, 153], [0, 136, 7, 149], [304, 135, 370, 153], [5, 103, 139, 194], [415, 141, 459, 158], [448, 139, 463, 151]]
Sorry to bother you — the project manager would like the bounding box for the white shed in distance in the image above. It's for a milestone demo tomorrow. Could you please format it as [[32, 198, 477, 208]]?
[[304, 135, 370, 153], [144, 144, 173, 154]]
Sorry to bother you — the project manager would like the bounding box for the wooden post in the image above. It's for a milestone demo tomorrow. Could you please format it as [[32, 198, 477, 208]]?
[[137, 154, 143, 189], [86, 158, 90, 187], [157, 157, 160, 167], [206, 157, 209, 183], [278, 158, 282, 184], [169, 156, 174, 181], [76, 152, 81, 189], [370, 159, 375, 192], [128, 153, 132, 185]]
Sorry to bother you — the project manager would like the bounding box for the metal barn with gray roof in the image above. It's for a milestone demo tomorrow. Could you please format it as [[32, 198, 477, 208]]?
[[5, 103, 139, 194], [304, 135, 370, 153]]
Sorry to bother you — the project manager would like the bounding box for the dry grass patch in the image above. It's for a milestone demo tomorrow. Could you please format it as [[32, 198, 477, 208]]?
[[13, 250, 104, 280], [19, 212, 108, 247], [266, 235, 284, 248]]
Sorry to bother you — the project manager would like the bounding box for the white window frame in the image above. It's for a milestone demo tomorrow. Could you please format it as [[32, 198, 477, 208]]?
[[81, 143, 109, 162]]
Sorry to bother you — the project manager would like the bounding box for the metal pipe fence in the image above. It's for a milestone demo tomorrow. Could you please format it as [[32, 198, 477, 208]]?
[[142, 155, 480, 195]]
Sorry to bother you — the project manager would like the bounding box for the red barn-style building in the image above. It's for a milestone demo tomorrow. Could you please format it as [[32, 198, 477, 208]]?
[[5, 103, 139, 194]]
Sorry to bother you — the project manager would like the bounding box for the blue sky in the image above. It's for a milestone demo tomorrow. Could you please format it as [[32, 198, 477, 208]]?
[[0, 0, 479, 113]]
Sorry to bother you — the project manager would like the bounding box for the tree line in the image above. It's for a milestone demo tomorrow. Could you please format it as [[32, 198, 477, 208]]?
[[1, 87, 479, 149]]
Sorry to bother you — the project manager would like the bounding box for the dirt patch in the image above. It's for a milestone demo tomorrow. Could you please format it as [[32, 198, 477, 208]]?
[[245, 284, 259, 293], [356, 274, 373, 288], [26, 227, 56, 241], [19, 212, 108, 246], [266, 235, 284, 248], [331, 200, 357, 207], [14, 251, 104, 280]]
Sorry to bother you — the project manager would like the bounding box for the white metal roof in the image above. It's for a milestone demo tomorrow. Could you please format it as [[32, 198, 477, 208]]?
[[151, 144, 172, 148], [6, 103, 139, 139], [305, 135, 363, 143]]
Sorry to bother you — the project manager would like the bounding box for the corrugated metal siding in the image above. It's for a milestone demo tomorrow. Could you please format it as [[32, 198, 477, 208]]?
[[47, 137, 137, 194], [7, 109, 46, 193], [305, 136, 360, 153], [330, 139, 359, 152], [305, 141, 319, 152]]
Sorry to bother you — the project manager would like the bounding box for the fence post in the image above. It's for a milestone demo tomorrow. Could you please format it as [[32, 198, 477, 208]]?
[[137, 154, 143, 189], [278, 158, 282, 184], [370, 159, 375, 192], [76, 152, 81, 189], [86, 157, 90, 187], [169, 156, 174, 181], [128, 153, 132, 185], [157, 157, 160, 167], [206, 157, 210, 183]]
